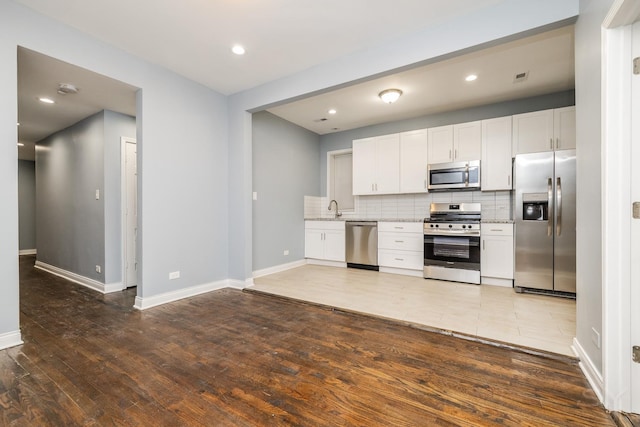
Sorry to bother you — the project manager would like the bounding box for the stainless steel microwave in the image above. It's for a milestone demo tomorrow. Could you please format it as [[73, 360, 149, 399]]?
[[427, 160, 480, 191]]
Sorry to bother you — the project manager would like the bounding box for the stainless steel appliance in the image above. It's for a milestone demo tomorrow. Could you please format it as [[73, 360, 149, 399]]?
[[427, 160, 480, 191], [424, 203, 481, 284], [346, 221, 379, 271], [514, 150, 576, 295]]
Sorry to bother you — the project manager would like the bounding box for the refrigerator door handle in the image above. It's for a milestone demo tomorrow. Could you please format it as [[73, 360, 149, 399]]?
[[547, 178, 553, 237], [557, 177, 562, 236]]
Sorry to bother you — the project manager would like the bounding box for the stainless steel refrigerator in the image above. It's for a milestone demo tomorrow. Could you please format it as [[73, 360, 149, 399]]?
[[514, 150, 576, 294]]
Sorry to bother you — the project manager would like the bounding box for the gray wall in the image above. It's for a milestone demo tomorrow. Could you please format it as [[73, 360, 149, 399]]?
[[36, 111, 106, 281], [103, 110, 136, 284], [319, 90, 575, 195], [574, 0, 613, 375], [18, 160, 36, 251], [252, 111, 320, 271]]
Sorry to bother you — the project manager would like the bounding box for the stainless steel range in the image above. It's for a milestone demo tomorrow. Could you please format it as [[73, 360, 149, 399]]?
[[423, 202, 481, 284]]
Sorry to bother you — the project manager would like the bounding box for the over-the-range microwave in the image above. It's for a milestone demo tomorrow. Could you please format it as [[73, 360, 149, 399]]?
[[427, 160, 480, 191]]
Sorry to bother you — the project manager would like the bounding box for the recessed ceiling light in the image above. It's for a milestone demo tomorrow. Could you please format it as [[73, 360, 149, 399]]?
[[328, 109, 337, 115], [17, 142, 24, 147], [465, 74, 478, 82], [231, 45, 245, 55], [38, 97, 55, 104]]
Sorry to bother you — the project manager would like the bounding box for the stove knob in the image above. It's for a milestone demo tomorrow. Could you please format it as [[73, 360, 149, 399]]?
[[462, 225, 466, 229], [448, 224, 453, 228], [430, 224, 434, 228], [435, 224, 439, 228]]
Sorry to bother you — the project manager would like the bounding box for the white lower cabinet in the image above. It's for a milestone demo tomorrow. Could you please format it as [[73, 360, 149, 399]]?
[[305, 221, 345, 262], [480, 223, 514, 287], [378, 222, 423, 275]]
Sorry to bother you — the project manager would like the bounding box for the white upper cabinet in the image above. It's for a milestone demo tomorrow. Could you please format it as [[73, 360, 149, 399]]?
[[481, 116, 513, 191], [427, 125, 453, 164], [399, 129, 428, 193], [512, 107, 575, 155], [428, 121, 481, 164], [352, 134, 399, 195], [553, 106, 576, 150], [453, 121, 482, 161]]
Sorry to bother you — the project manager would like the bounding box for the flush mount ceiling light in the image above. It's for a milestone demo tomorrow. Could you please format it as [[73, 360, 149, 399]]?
[[328, 109, 337, 115], [465, 74, 478, 82], [38, 97, 55, 104], [378, 89, 402, 104], [57, 83, 79, 95], [231, 45, 246, 55]]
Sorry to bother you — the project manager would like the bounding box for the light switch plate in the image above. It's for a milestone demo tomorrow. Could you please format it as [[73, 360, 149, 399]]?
[[95, 189, 100, 200], [252, 192, 258, 201]]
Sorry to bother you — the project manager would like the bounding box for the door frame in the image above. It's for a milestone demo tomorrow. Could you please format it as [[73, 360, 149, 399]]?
[[121, 137, 137, 289], [601, 0, 640, 412]]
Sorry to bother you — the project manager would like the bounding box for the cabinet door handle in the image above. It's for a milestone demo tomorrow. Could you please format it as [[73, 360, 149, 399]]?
[[395, 240, 404, 243], [394, 258, 404, 261], [508, 175, 511, 186], [449, 149, 452, 160], [454, 149, 458, 159], [556, 138, 560, 149], [482, 240, 485, 250], [424, 179, 427, 189], [550, 138, 553, 149], [394, 226, 403, 229]]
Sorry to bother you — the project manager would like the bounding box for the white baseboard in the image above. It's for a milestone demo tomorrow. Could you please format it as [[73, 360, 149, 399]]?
[[134, 279, 231, 310], [0, 330, 23, 350], [104, 282, 124, 293], [306, 259, 347, 268], [19, 249, 37, 256], [379, 266, 423, 278], [35, 261, 109, 294], [252, 259, 306, 279], [228, 278, 253, 289], [572, 337, 604, 404]]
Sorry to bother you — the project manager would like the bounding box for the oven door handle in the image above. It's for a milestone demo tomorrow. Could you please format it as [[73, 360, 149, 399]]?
[[424, 230, 480, 237]]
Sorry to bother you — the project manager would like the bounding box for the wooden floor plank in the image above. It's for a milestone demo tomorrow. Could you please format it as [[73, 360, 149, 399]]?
[[0, 255, 620, 426]]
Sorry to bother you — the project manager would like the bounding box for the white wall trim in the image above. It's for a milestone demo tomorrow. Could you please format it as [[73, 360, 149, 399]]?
[[133, 279, 230, 310], [18, 249, 36, 255], [379, 266, 423, 278], [573, 337, 604, 403], [35, 261, 112, 294], [228, 278, 253, 289], [0, 330, 23, 350], [252, 259, 306, 279], [121, 137, 137, 291]]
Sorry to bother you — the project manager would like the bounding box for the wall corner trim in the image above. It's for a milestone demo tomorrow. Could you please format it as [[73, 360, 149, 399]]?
[[133, 279, 231, 310], [572, 337, 604, 404], [0, 330, 23, 350], [252, 259, 307, 279], [18, 249, 37, 256], [35, 261, 109, 294]]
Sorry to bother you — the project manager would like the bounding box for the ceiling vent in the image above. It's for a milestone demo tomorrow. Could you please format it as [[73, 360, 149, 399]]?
[[513, 71, 529, 83], [57, 83, 79, 95]]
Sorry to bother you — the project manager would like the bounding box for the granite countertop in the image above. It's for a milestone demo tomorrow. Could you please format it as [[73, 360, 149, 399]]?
[[305, 217, 423, 222]]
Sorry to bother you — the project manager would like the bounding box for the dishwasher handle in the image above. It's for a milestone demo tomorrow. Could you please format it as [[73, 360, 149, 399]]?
[[347, 221, 378, 227]]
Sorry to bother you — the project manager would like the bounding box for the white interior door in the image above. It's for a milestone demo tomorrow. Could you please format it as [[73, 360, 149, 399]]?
[[631, 20, 640, 414], [123, 138, 137, 288]]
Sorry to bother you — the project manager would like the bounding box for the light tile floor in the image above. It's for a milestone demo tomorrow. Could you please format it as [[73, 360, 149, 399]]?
[[250, 264, 576, 357]]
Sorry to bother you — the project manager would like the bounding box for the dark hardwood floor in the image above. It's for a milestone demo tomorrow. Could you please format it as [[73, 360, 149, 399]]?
[[1, 255, 616, 426]]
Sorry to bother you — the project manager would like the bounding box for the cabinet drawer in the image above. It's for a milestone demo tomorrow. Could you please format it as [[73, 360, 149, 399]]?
[[378, 222, 423, 233], [378, 250, 423, 270], [481, 224, 513, 236], [378, 233, 423, 251]]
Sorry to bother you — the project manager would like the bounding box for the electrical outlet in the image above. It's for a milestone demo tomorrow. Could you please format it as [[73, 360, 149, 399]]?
[[283, 250, 289, 256], [95, 189, 100, 200], [95, 265, 101, 274], [252, 192, 258, 201], [591, 327, 601, 349], [169, 271, 180, 280]]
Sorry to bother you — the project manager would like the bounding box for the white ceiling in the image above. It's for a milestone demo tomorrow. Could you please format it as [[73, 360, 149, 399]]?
[[17, 48, 138, 160], [14, 0, 574, 160], [14, 0, 505, 95], [268, 25, 575, 134]]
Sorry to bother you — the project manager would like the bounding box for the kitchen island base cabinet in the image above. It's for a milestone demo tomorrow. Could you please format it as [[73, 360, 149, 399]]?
[[305, 221, 346, 263], [480, 223, 514, 288]]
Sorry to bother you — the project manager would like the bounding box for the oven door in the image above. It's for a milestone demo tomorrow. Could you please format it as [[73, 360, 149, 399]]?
[[424, 233, 481, 283]]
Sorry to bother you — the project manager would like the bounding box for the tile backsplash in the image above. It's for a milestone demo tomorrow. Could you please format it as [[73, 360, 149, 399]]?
[[304, 191, 512, 220]]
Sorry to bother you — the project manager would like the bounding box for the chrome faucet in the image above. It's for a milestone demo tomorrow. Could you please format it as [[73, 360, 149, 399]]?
[[328, 199, 342, 218]]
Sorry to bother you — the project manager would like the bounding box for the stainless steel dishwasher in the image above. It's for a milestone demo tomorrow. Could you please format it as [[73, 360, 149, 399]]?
[[346, 221, 379, 271]]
